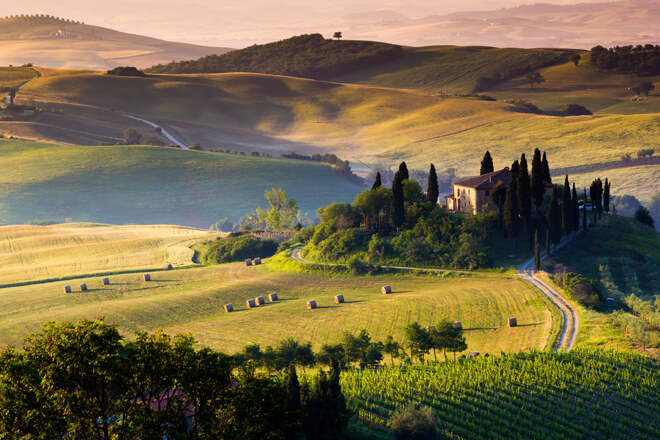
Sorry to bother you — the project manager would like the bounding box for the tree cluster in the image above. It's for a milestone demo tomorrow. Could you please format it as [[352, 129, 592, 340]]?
[[472, 53, 566, 92], [279, 152, 361, 184], [106, 66, 147, 77], [202, 233, 278, 264], [122, 128, 164, 146], [146, 34, 404, 80], [590, 45, 660, 76]]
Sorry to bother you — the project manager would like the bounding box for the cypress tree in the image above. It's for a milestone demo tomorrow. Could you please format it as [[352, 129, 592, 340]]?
[[426, 164, 439, 204], [398, 162, 409, 181], [517, 154, 532, 220], [583, 191, 588, 231], [492, 181, 507, 228], [547, 185, 561, 250], [541, 151, 552, 183], [534, 229, 540, 271], [545, 228, 550, 256], [480, 150, 494, 175], [503, 179, 520, 249], [604, 178, 610, 213], [596, 178, 603, 216], [371, 172, 382, 190], [531, 148, 545, 209], [510, 159, 520, 183], [562, 175, 572, 236], [572, 183, 579, 232], [390, 171, 405, 229]]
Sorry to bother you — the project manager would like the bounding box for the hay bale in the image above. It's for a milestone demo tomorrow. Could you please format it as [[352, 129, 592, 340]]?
[[508, 317, 517, 327], [307, 300, 317, 309], [163, 263, 173, 270], [246, 299, 256, 308], [224, 304, 233, 313], [381, 285, 392, 294], [101, 277, 109, 286], [268, 293, 278, 302], [63, 285, 71, 293], [143, 274, 151, 281], [255, 296, 265, 306], [245, 259, 253, 266], [334, 294, 344, 304], [453, 321, 462, 329], [80, 283, 87, 291], [468, 352, 480, 358], [253, 257, 261, 265]]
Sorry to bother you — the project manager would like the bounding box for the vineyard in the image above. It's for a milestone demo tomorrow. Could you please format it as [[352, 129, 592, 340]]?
[[341, 349, 660, 439]]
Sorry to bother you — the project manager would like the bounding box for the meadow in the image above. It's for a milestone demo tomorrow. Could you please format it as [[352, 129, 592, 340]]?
[[0, 66, 37, 89], [0, 140, 363, 227]]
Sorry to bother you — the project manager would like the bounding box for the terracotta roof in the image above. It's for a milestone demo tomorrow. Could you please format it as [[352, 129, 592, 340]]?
[[453, 168, 511, 190]]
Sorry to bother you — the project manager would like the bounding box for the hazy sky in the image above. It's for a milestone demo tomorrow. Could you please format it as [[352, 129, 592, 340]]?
[[3, 0, 604, 47]]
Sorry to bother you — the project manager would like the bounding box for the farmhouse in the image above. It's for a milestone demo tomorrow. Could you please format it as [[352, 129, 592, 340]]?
[[445, 167, 552, 214]]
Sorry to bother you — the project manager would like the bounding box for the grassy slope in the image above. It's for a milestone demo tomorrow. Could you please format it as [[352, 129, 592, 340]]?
[[0, 67, 37, 89], [0, 249, 559, 354], [0, 140, 363, 228], [569, 164, 660, 203], [0, 223, 218, 285]]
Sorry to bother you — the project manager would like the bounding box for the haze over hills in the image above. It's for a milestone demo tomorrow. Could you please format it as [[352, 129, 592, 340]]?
[[0, 15, 232, 70]]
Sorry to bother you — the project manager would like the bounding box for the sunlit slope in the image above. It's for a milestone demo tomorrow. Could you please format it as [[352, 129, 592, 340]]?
[[0, 223, 217, 285], [0, 140, 363, 228], [333, 46, 575, 94], [0, 259, 558, 354]]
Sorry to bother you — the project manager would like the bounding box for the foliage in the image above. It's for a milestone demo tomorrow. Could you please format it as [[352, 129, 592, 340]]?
[[389, 406, 439, 440], [202, 233, 278, 264], [106, 66, 146, 77], [562, 103, 592, 115], [590, 44, 660, 76], [256, 188, 300, 230], [210, 217, 234, 232], [147, 34, 404, 80], [426, 164, 439, 204], [503, 98, 542, 114], [525, 71, 545, 89], [635, 206, 655, 229], [480, 150, 494, 175]]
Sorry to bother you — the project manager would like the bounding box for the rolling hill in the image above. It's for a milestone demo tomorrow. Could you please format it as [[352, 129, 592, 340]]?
[[0, 15, 232, 69]]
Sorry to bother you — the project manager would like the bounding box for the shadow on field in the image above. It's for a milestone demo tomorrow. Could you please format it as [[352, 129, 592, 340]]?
[[515, 323, 541, 327], [463, 327, 497, 331]]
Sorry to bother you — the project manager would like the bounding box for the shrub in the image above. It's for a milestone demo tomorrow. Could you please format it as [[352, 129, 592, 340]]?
[[562, 103, 592, 115], [189, 142, 203, 150], [389, 405, 438, 440], [106, 66, 146, 77], [209, 217, 234, 232], [203, 234, 278, 264], [635, 206, 655, 229], [504, 99, 542, 114]]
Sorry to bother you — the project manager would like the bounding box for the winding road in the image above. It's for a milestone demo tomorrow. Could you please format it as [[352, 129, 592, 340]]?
[[121, 114, 188, 148], [290, 243, 578, 351]]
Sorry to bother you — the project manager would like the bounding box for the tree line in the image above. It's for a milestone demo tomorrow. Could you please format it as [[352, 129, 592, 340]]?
[[145, 34, 404, 80], [590, 45, 660, 76]]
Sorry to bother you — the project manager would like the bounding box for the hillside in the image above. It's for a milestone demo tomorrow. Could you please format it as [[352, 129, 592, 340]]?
[[146, 33, 404, 80], [0, 140, 363, 228], [0, 15, 232, 69]]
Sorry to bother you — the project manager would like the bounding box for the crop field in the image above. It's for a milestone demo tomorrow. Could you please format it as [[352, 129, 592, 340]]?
[[0, 223, 218, 285], [342, 349, 660, 439], [568, 164, 660, 203], [0, 66, 37, 89], [0, 249, 560, 355], [0, 140, 363, 227]]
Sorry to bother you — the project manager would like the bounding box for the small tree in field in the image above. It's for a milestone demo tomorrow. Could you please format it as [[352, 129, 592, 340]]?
[[256, 188, 300, 230], [572, 54, 581, 66], [526, 71, 545, 89], [122, 128, 141, 145], [333, 31, 342, 40]]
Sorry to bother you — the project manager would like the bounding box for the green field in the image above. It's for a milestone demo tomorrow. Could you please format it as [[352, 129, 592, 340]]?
[[0, 66, 37, 89], [342, 349, 660, 439], [0, 140, 363, 227]]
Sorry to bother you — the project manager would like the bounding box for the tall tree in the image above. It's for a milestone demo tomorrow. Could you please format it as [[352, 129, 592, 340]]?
[[534, 229, 540, 271], [531, 148, 545, 209], [510, 159, 520, 184], [426, 164, 439, 204], [526, 71, 545, 89], [371, 172, 382, 190], [517, 154, 532, 221], [572, 183, 580, 232], [503, 179, 520, 249], [480, 150, 494, 175], [547, 186, 562, 249], [398, 161, 409, 181], [604, 178, 610, 213], [491, 181, 507, 228], [541, 152, 552, 183], [390, 172, 405, 229], [562, 176, 572, 236], [256, 188, 300, 230], [583, 190, 588, 231]]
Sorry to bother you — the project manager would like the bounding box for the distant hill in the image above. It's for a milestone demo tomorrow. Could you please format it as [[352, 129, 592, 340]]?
[[0, 15, 233, 69], [146, 34, 403, 80]]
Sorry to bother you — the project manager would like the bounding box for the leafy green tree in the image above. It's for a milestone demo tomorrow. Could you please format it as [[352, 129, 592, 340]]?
[[390, 405, 438, 440], [371, 171, 382, 190], [367, 234, 386, 263], [541, 151, 552, 183], [635, 206, 655, 229], [531, 148, 545, 209], [383, 335, 402, 365], [404, 322, 430, 363], [123, 128, 141, 144], [526, 71, 545, 89], [480, 150, 494, 175], [333, 31, 343, 40], [390, 171, 405, 229], [398, 161, 409, 181], [256, 188, 300, 230], [426, 164, 439, 203], [562, 176, 572, 236]]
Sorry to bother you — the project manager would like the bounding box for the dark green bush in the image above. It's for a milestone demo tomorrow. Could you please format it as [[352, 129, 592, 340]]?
[[563, 103, 592, 115], [389, 405, 439, 440], [203, 234, 278, 264]]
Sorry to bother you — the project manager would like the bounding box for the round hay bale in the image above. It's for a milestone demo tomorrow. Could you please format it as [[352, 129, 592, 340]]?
[[224, 304, 233, 313], [80, 283, 88, 291], [143, 274, 151, 282], [246, 299, 256, 308], [381, 285, 392, 294], [63, 285, 71, 293], [255, 296, 265, 306], [163, 263, 173, 270], [334, 294, 344, 304], [307, 300, 317, 310], [268, 293, 278, 302], [453, 321, 462, 329], [253, 257, 262, 265], [101, 277, 109, 286], [468, 352, 480, 358], [508, 317, 517, 327], [245, 259, 253, 266]]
